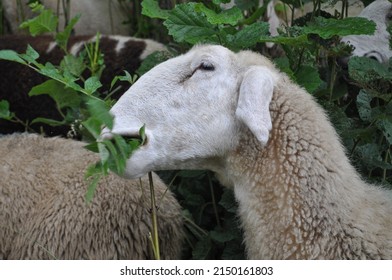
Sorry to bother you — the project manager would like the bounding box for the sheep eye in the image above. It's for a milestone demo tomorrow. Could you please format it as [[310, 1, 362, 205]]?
[[181, 61, 215, 82], [198, 62, 215, 71]]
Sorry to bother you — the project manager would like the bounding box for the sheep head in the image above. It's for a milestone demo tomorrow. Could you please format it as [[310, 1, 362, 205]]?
[[340, 0, 392, 64], [102, 45, 278, 178]]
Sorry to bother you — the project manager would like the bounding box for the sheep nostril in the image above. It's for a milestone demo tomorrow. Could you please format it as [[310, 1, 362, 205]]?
[[365, 51, 383, 63], [368, 56, 380, 63]]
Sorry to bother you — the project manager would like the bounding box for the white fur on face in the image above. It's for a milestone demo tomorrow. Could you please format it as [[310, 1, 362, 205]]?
[[104, 45, 277, 178], [104, 45, 241, 178]]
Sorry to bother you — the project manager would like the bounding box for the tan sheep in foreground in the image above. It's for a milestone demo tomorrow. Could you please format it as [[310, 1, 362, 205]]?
[[0, 133, 183, 260], [102, 45, 392, 259]]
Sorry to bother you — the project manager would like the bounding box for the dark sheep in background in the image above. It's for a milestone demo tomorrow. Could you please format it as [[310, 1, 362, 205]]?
[[0, 34, 167, 136]]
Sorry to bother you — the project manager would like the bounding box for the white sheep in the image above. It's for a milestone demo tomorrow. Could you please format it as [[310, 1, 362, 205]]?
[[341, 0, 392, 64], [0, 133, 183, 260], [102, 44, 392, 259], [2, 0, 131, 35]]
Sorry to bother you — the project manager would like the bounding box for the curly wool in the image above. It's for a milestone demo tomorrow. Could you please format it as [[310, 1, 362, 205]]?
[[226, 52, 392, 259], [0, 133, 183, 260]]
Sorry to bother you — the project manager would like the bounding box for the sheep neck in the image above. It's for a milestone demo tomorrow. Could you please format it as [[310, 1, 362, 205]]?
[[222, 79, 392, 259]]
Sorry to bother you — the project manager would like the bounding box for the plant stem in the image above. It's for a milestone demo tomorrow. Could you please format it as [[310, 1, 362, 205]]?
[[329, 58, 337, 101], [148, 172, 160, 260], [108, 0, 114, 34], [35, 242, 58, 260], [208, 172, 221, 228], [383, 147, 391, 182]]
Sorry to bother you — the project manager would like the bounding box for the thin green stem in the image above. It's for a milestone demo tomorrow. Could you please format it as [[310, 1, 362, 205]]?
[[35, 242, 58, 260], [108, 0, 114, 34], [208, 172, 221, 228], [383, 147, 391, 182], [148, 172, 160, 260], [329, 58, 337, 101]]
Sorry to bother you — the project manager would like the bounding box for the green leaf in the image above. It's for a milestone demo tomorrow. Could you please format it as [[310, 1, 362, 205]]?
[[219, 189, 237, 213], [113, 135, 131, 160], [234, 0, 259, 11], [20, 9, 58, 36], [84, 142, 99, 153], [18, 45, 40, 65], [212, 0, 231, 5], [28, 80, 82, 109], [85, 98, 113, 129], [348, 56, 392, 83], [128, 139, 142, 151], [39, 62, 63, 80], [0, 100, 12, 120], [103, 139, 124, 174], [82, 117, 103, 139], [55, 14, 81, 51], [356, 90, 373, 122], [84, 76, 102, 95], [164, 3, 217, 44], [377, 119, 392, 145], [356, 143, 392, 170], [210, 229, 236, 243], [274, 56, 295, 80], [295, 65, 322, 93], [60, 54, 86, 78], [110, 70, 138, 89], [98, 142, 110, 165], [192, 238, 213, 260], [304, 17, 377, 39], [141, 0, 170, 20], [136, 51, 173, 76], [227, 22, 270, 49], [139, 124, 146, 146], [85, 171, 102, 203], [0, 50, 26, 64], [194, 4, 243, 26]]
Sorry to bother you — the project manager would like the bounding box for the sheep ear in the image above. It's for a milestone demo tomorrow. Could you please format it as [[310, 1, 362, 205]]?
[[235, 66, 275, 145]]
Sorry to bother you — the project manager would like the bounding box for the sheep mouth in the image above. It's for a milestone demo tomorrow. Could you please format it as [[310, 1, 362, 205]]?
[[122, 134, 148, 147]]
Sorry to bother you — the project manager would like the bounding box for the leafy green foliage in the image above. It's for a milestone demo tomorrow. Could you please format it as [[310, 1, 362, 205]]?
[[303, 17, 376, 39], [0, 100, 12, 120], [164, 3, 218, 45], [142, 0, 271, 49], [141, 0, 170, 19], [159, 170, 245, 259], [19, 2, 58, 35]]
